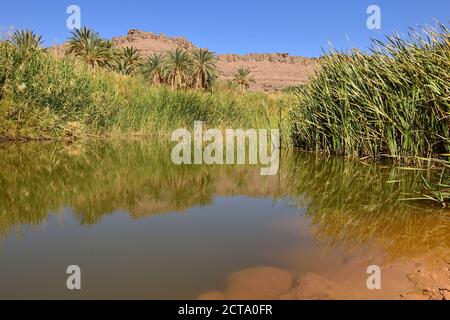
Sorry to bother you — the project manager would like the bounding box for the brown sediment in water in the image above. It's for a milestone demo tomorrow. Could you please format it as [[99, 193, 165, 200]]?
[[197, 249, 450, 300]]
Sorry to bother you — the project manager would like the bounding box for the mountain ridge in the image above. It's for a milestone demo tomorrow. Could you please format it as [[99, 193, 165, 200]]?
[[53, 29, 318, 91]]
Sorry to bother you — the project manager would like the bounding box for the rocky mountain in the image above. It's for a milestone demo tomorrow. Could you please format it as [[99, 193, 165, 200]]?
[[113, 30, 318, 91], [54, 29, 318, 91], [113, 29, 197, 55]]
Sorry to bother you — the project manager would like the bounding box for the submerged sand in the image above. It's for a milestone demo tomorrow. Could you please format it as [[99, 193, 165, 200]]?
[[198, 249, 450, 300]]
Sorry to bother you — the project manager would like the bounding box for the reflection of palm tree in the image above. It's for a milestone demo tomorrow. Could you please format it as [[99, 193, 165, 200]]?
[[66, 27, 113, 67], [191, 48, 217, 90], [10, 30, 43, 51], [233, 67, 255, 91], [163, 49, 192, 89], [141, 54, 164, 86]]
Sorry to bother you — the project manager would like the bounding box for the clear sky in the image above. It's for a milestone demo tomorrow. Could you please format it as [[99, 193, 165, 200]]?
[[1, 0, 449, 57]]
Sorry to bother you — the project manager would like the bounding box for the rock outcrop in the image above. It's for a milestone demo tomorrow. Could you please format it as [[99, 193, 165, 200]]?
[[112, 29, 197, 55], [111, 29, 318, 90], [51, 29, 318, 91]]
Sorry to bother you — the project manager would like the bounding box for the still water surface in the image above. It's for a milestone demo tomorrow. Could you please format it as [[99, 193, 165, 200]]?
[[0, 141, 448, 299]]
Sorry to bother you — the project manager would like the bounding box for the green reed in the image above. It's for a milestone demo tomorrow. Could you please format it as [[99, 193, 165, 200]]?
[[0, 43, 286, 140], [289, 24, 450, 160]]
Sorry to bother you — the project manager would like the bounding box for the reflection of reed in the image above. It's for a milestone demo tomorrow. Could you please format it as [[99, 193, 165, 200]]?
[[284, 153, 450, 259], [0, 140, 448, 258]]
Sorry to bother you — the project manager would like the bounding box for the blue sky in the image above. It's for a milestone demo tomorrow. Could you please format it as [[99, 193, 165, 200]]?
[[1, 0, 449, 57]]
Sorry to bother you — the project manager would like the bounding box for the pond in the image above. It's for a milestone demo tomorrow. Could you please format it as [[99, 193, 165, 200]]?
[[0, 141, 448, 299]]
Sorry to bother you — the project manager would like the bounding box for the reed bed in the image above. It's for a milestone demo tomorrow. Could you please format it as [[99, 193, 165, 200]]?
[[290, 24, 450, 160]]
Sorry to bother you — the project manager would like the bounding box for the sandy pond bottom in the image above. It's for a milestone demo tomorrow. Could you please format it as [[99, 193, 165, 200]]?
[[0, 141, 449, 299]]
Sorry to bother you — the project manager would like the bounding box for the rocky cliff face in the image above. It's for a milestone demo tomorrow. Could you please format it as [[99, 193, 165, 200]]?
[[216, 53, 317, 91], [112, 29, 197, 55], [112, 29, 317, 90]]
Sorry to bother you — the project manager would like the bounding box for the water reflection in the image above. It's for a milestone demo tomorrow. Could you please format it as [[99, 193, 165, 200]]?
[[0, 140, 448, 298], [1, 140, 448, 254]]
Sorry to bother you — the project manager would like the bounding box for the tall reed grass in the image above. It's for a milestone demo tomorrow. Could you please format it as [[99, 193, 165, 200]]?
[[290, 24, 450, 160], [0, 42, 286, 139]]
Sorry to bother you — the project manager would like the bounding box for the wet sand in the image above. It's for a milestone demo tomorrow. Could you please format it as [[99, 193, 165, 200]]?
[[198, 249, 450, 300]]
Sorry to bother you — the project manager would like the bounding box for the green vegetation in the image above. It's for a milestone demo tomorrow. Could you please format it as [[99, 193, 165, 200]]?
[[162, 48, 194, 89], [141, 53, 164, 86], [191, 48, 218, 90], [112, 46, 141, 75], [0, 28, 286, 140], [290, 24, 450, 161], [1, 24, 449, 179], [64, 27, 234, 90], [10, 30, 43, 52], [233, 67, 256, 92], [66, 27, 114, 68]]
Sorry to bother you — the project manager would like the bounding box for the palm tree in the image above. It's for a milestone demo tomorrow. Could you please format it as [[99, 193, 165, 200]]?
[[111, 59, 135, 76], [120, 46, 141, 66], [163, 48, 192, 89], [191, 48, 217, 90], [10, 30, 43, 51], [112, 46, 141, 75], [66, 27, 113, 67], [233, 67, 255, 91], [141, 53, 165, 86]]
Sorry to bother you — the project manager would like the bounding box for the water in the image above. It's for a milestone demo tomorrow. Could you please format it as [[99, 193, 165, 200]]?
[[0, 141, 448, 299]]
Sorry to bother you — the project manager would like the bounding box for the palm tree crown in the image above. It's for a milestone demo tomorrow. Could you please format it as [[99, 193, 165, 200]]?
[[163, 48, 192, 89], [60, 27, 222, 90], [233, 67, 255, 91], [191, 48, 217, 90], [10, 30, 43, 51], [141, 54, 165, 85], [112, 46, 141, 75], [120, 46, 141, 65], [66, 27, 113, 67]]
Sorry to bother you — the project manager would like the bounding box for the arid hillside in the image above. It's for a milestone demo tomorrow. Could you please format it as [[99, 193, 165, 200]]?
[[53, 29, 318, 91], [115, 30, 317, 91], [216, 53, 316, 91]]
